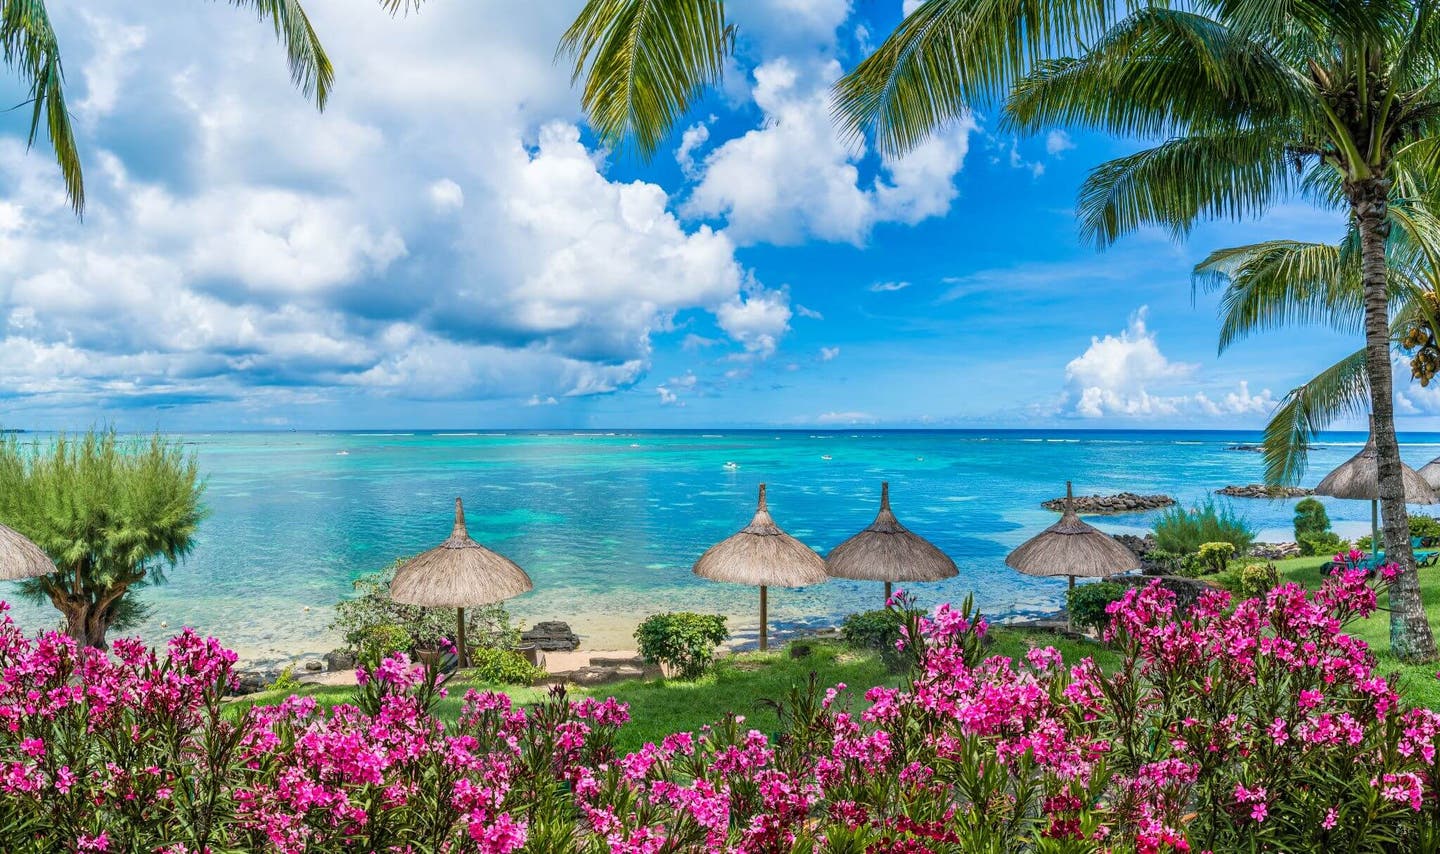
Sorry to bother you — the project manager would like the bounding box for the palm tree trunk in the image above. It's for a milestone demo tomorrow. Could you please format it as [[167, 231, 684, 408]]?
[[1353, 177, 1438, 661]]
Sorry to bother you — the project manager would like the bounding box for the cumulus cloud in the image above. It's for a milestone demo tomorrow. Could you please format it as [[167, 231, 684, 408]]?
[[0, 1, 793, 418], [1058, 307, 1275, 420], [684, 57, 974, 246], [1045, 129, 1075, 156]]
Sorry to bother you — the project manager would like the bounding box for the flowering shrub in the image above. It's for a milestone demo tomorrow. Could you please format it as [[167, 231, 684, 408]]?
[[0, 566, 1438, 851]]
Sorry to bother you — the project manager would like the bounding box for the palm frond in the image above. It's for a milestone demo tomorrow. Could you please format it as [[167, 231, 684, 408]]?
[[377, 0, 424, 13], [1, 0, 82, 213], [557, 0, 732, 159], [1194, 240, 1362, 351], [1262, 347, 1370, 485], [1077, 128, 1293, 247], [832, 0, 1115, 157], [1006, 8, 1305, 139], [225, 0, 334, 108]]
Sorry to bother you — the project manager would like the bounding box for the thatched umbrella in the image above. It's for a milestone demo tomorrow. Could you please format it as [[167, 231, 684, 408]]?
[[693, 483, 826, 651], [1005, 482, 1140, 603], [826, 482, 957, 604], [1316, 430, 1437, 555], [0, 522, 55, 580], [390, 497, 533, 668], [1419, 456, 1440, 492]]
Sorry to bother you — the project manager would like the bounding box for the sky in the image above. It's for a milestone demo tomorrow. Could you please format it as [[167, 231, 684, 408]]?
[[0, 0, 1422, 431]]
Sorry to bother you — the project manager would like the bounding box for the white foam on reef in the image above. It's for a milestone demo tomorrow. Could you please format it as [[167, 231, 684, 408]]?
[[435, 432, 480, 436]]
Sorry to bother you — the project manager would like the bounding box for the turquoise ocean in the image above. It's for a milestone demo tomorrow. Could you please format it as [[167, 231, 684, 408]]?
[[4, 429, 1436, 664]]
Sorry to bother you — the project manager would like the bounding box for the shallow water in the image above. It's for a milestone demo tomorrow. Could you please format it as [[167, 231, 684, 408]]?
[[2, 429, 1431, 662]]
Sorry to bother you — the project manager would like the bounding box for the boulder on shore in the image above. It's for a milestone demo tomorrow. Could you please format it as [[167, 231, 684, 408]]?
[[324, 649, 357, 672], [522, 621, 581, 651], [1042, 492, 1175, 515], [1218, 484, 1313, 499], [1250, 542, 1302, 560]]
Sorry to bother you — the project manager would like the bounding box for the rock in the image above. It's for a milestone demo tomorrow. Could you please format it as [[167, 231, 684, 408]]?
[[1226, 443, 1265, 452], [1112, 534, 1157, 558], [589, 655, 646, 668], [1250, 542, 1302, 560], [1042, 492, 1175, 515], [522, 621, 581, 651], [1217, 484, 1313, 498], [231, 669, 277, 696], [789, 642, 814, 659], [301, 659, 324, 673], [323, 649, 358, 672]]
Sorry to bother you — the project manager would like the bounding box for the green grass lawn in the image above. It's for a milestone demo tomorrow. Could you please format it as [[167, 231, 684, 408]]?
[[1273, 554, 1440, 708], [233, 628, 1121, 753]]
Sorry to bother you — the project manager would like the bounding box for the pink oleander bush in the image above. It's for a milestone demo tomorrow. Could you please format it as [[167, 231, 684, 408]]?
[[0, 566, 1438, 852]]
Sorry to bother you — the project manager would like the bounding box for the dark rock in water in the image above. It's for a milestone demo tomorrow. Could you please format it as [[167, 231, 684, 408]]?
[[1226, 444, 1265, 452], [324, 649, 357, 672], [522, 621, 581, 651], [1218, 484, 1313, 498], [1042, 492, 1175, 515]]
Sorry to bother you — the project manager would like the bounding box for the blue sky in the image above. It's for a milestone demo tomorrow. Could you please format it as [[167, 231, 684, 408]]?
[[0, 0, 1406, 431]]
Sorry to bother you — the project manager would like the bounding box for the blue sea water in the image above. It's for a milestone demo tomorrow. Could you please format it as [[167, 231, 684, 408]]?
[[4, 428, 1437, 663]]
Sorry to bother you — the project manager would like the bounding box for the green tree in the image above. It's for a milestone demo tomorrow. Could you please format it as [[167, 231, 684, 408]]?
[[2, 0, 421, 214], [0, 430, 206, 648], [1294, 497, 1332, 541], [560, 1, 1440, 660]]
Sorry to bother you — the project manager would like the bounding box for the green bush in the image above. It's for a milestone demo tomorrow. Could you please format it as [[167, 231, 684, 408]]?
[[467, 647, 545, 685], [1153, 499, 1255, 554], [1410, 515, 1440, 541], [1142, 549, 1184, 574], [635, 613, 730, 680], [1196, 542, 1235, 574], [332, 561, 518, 655], [357, 623, 411, 666], [1293, 498, 1330, 541], [268, 665, 302, 694], [1299, 531, 1348, 558], [841, 609, 911, 673], [1066, 582, 1131, 633]]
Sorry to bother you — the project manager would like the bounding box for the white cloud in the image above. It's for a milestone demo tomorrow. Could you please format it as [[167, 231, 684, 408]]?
[[1059, 307, 1278, 420], [795, 304, 823, 320], [820, 346, 840, 361], [869, 281, 910, 292], [676, 119, 713, 178], [526, 395, 559, 406], [0, 2, 791, 412], [427, 178, 464, 212], [1045, 129, 1075, 156], [815, 410, 877, 425], [715, 287, 793, 358], [685, 57, 974, 246]]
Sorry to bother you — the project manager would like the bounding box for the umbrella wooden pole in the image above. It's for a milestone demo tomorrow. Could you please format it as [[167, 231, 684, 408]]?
[[884, 581, 892, 605], [759, 585, 768, 652], [456, 607, 468, 669]]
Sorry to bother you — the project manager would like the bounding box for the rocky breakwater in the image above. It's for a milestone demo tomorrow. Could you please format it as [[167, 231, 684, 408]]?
[[1042, 492, 1176, 515], [1218, 484, 1313, 498]]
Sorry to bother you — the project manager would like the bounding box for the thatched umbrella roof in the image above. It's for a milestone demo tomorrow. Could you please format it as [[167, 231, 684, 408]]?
[[693, 483, 824, 651], [391, 497, 534, 607], [693, 484, 826, 588], [1315, 433, 1437, 503], [1005, 482, 1140, 583], [0, 522, 54, 580], [390, 497, 533, 668], [1421, 457, 1440, 492], [826, 482, 956, 601]]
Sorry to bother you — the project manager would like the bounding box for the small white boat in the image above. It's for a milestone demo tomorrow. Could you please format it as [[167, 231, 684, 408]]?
[[821, 454, 833, 461], [336, 451, 350, 456], [723, 461, 739, 470]]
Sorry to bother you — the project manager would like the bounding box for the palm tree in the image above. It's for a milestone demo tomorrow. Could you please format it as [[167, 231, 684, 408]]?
[[560, 0, 1440, 660], [2, 0, 421, 215]]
